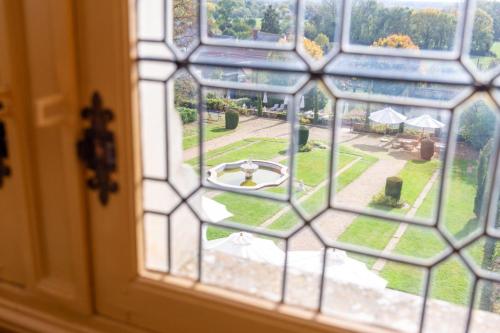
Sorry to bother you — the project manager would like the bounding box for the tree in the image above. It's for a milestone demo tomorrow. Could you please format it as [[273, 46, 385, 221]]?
[[174, 71, 197, 107], [209, 0, 253, 38], [303, 38, 323, 60], [173, 0, 198, 48], [304, 86, 328, 123], [471, 8, 494, 55], [350, 0, 385, 45], [314, 33, 330, 52], [459, 101, 496, 150], [373, 34, 418, 49], [409, 9, 457, 50], [478, 0, 500, 41], [261, 5, 280, 34], [304, 21, 317, 40], [305, 0, 338, 42]]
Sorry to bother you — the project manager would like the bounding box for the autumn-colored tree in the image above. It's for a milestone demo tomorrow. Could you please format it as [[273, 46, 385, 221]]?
[[303, 38, 324, 60], [471, 8, 494, 55], [173, 0, 198, 48], [372, 34, 419, 49]]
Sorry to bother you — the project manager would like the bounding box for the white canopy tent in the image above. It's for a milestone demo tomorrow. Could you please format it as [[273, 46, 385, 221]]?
[[205, 232, 387, 291]]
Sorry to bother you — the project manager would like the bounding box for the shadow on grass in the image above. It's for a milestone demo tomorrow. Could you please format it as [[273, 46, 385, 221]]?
[[387, 150, 419, 161], [210, 127, 230, 133], [454, 218, 480, 241], [278, 149, 289, 156]]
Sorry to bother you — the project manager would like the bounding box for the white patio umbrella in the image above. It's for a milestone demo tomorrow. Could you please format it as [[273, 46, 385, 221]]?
[[201, 196, 233, 222], [369, 107, 407, 124], [283, 95, 289, 106], [299, 95, 305, 109], [405, 114, 445, 130], [263, 92, 268, 104], [205, 232, 284, 265], [287, 249, 387, 291], [205, 232, 387, 291]]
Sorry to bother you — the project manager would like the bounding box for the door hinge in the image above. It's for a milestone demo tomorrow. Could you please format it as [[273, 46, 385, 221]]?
[[77, 92, 118, 206]]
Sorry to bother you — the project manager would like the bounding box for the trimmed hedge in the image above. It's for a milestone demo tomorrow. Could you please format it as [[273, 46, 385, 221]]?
[[420, 138, 435, 160], [225, 110, 239, 129], [298, 125, 309, 146], [385, 176, 403, 201], [178, 107, 197, 124]]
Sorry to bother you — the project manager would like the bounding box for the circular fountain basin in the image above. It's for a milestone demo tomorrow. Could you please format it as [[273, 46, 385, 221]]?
[[207, 160, 288, 190]]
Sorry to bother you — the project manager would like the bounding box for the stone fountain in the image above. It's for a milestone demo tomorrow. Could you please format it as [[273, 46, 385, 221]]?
[[240, 158, 259, 179], [206, 158, 288, 191]]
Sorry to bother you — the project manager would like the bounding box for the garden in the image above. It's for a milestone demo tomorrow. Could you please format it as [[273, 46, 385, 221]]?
[[175, 93, 499, 312]]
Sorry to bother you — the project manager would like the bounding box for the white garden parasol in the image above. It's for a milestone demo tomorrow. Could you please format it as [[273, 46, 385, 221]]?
[[263, 92, 268, 104], [283, 95, 289, 106], [405, 114, 445, 130], [205, 232, 284, 265], [369, 107, 407, 125], [201, 196, 233, 222], [287, 249, 387, 290], [205, 232, 387, 290]]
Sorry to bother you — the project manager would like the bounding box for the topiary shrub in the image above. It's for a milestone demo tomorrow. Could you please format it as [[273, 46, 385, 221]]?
[[206, 98, 225, 111], [298, 125, 309, 146], [257, 98, 263, 117], [177, 107, 197, 124], [225, 110, 239, 129], [420, 138, 435, 160], [385, 176, 403, 201]]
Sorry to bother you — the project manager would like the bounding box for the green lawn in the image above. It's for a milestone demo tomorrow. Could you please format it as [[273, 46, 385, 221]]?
[[441, 160, 479, 239], [274, 145, 366, 187], [183, 118, 234, 150], [268, 149, 378, 230], [186, 138, 287, 168], [338, 159, 441, 256], [206, 142, 378, 238], [205, 139, 288, 168], [377, 159, 499, 305]]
